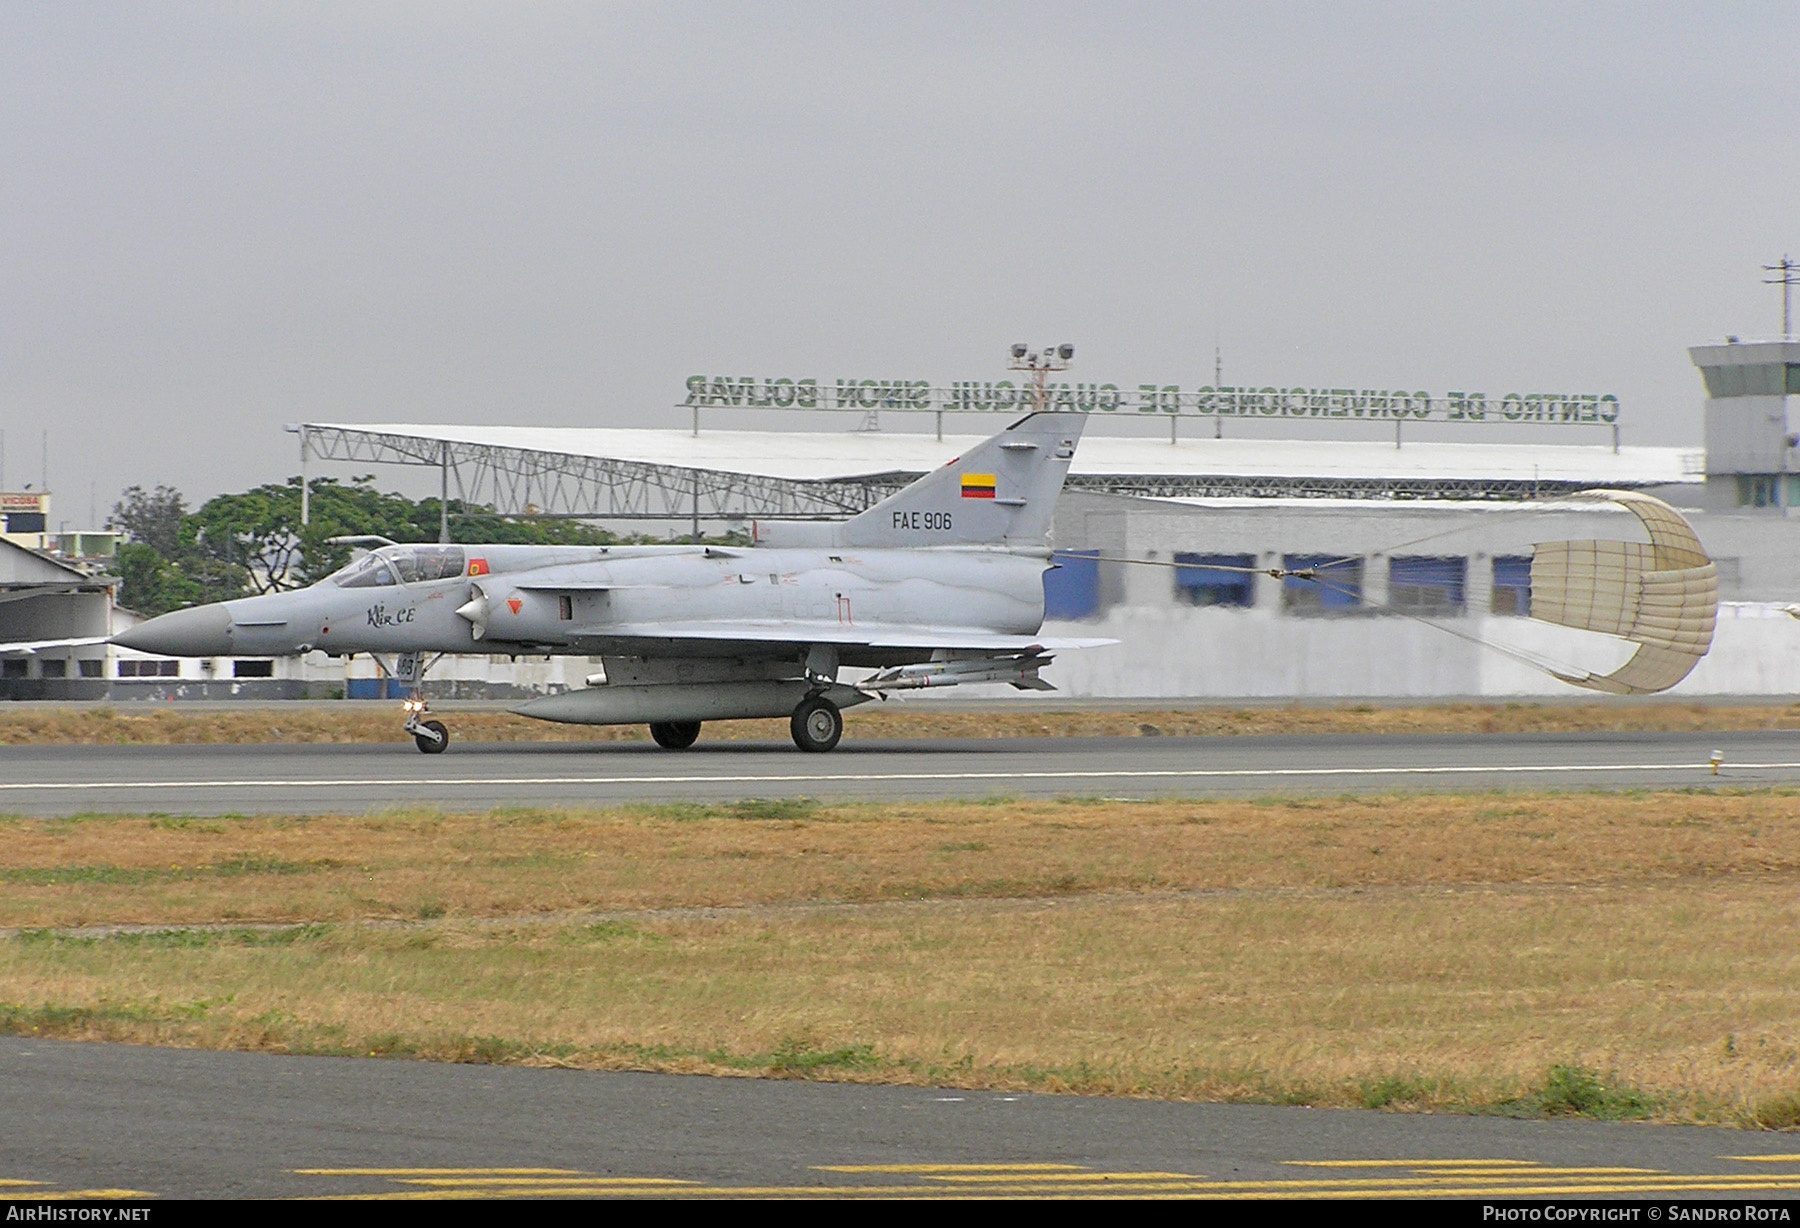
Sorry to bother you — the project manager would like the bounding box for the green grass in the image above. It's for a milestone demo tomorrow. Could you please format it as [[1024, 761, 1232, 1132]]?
[[0, 858, 329, 887], [1497, 1064, 1660, 1120], [13, 924, 336, 949], [726, 798, 819, 822]]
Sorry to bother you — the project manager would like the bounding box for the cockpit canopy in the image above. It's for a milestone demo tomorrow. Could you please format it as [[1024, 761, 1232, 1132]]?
[[331, 545, 468, 589]]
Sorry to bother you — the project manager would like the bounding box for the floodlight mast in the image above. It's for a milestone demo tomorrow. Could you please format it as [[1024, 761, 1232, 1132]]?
[[1008, 342, 1074, 412]]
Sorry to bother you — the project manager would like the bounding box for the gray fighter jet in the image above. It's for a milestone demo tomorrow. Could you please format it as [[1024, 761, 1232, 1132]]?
[[113, 411, 1110, 753]]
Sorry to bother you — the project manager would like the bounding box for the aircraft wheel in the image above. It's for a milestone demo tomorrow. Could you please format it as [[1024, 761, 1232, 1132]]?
[[790, 697, 842, 753], [413, 720, 450, 755], [649, 720, 702, 750]]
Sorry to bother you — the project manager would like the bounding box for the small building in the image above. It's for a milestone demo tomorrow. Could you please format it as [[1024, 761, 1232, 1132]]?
[[0, 536, 113, 699], [0, 492, 50, 553], [49, 530, 123, 568], [1688, 338, 1800, 511]]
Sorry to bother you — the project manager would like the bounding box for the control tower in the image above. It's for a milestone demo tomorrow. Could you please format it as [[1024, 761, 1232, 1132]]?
[[1688, 337, 1800, 511]]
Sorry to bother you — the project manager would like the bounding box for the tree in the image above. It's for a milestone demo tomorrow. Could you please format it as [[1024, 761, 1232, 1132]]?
[[184, 475, 622, 591], [183, 481, 319, 593], [117, 475, 630, 611], [114, 543, 207, 616], [110, 486, 187, 558], [111, 486, 246, 614]]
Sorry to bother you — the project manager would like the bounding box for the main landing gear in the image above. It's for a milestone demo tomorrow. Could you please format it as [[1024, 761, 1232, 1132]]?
[[403, 696, 449, 755], [649, 720, 702, 749], [790, 696, 842, 753]]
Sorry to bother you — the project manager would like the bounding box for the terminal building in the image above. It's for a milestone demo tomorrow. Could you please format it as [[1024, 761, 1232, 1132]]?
[[259, 338, 1797, 701], [9, 338, 1800, 701]]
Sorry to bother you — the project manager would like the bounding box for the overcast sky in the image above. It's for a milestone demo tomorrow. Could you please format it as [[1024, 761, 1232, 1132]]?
[[3, 2, 1797, 521]]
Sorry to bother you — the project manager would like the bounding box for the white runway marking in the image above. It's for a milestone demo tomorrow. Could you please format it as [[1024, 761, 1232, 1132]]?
[[4, 761, 1800, 791]]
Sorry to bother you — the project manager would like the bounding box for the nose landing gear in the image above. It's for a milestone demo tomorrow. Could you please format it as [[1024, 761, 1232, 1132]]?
[[384, 654, 451, 754], [403, 696, 449, 754]]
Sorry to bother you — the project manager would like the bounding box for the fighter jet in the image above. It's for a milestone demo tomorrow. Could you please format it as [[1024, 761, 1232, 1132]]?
[[112, 411, 1110, 753]]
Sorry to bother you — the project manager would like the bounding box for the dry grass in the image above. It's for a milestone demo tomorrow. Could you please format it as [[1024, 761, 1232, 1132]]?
[[4, 790, 1800, 1122], [4, 883, 1799, 1122], [2, 791, 1797, 929], [0, 699, 1796, 745]]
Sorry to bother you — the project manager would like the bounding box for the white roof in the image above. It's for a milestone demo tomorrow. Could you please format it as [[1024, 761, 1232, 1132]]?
[[312, 423, 1704, 486], [1145, 496, 1648, 512], [0, 536, 98, 585]]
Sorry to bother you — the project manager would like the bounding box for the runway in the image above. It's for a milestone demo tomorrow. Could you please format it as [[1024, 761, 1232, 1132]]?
[[1, 729, 1798, 814], [5, 1037, 1800, 1200]]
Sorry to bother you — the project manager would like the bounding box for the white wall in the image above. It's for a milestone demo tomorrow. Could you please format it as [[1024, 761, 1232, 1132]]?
[[1042, 603, 1799, 699]]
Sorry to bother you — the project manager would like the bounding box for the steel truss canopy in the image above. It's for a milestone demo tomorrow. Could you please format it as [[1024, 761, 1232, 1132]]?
[[292, 422, 1704, 523]]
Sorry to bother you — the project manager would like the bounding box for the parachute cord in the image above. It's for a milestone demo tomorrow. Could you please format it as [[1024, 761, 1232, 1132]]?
[[1053, 551, 1596, 683], [1296, 494, 1623, 575], [1295, 572, 1589, 680], [1054, 495, 1594, 578], [1052, 552, 1307, 580]]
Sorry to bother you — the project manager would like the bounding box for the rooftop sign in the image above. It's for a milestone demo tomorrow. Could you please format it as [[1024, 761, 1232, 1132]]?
[[681, 377, 1619, 425]]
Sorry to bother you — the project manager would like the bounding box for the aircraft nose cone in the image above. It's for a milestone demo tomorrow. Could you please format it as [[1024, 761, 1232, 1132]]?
[[112, 604, 233, 656]]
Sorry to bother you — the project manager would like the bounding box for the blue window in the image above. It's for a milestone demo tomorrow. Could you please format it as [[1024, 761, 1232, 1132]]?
[[1492, 556, 1531, 616], [1173, 553, 1255, 607], [1281, 554, 1363, 615], [1044, 550, 1101, 620], [1737, 475, 1783, 508], [1389, 556, 1467, 615], [1700, 364, 1800, 397], [346, 677, 409, 699]]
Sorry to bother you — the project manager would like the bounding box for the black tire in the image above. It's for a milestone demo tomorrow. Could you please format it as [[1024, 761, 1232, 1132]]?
[[414, 720, 449, 755], [649, 720, 702, 750], [790, 697, 842, 753]]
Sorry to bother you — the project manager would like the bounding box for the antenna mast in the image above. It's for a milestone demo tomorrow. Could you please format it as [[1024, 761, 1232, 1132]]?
[[1764, 255, 1799, 339], [1213, 338, 1223, 439]]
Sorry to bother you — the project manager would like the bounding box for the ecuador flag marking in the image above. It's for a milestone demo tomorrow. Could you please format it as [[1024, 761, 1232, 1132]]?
[[960, 473, 996, 499]]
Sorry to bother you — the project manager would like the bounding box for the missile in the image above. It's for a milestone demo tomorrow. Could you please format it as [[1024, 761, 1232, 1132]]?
[[860, 654, 1056, 692]]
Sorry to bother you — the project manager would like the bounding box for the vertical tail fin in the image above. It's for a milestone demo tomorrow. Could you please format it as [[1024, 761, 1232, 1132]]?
[[839, 411, 1086, 548]]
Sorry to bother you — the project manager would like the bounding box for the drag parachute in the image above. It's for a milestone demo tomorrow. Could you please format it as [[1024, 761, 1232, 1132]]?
[[1527, 490, 1718, 694]]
